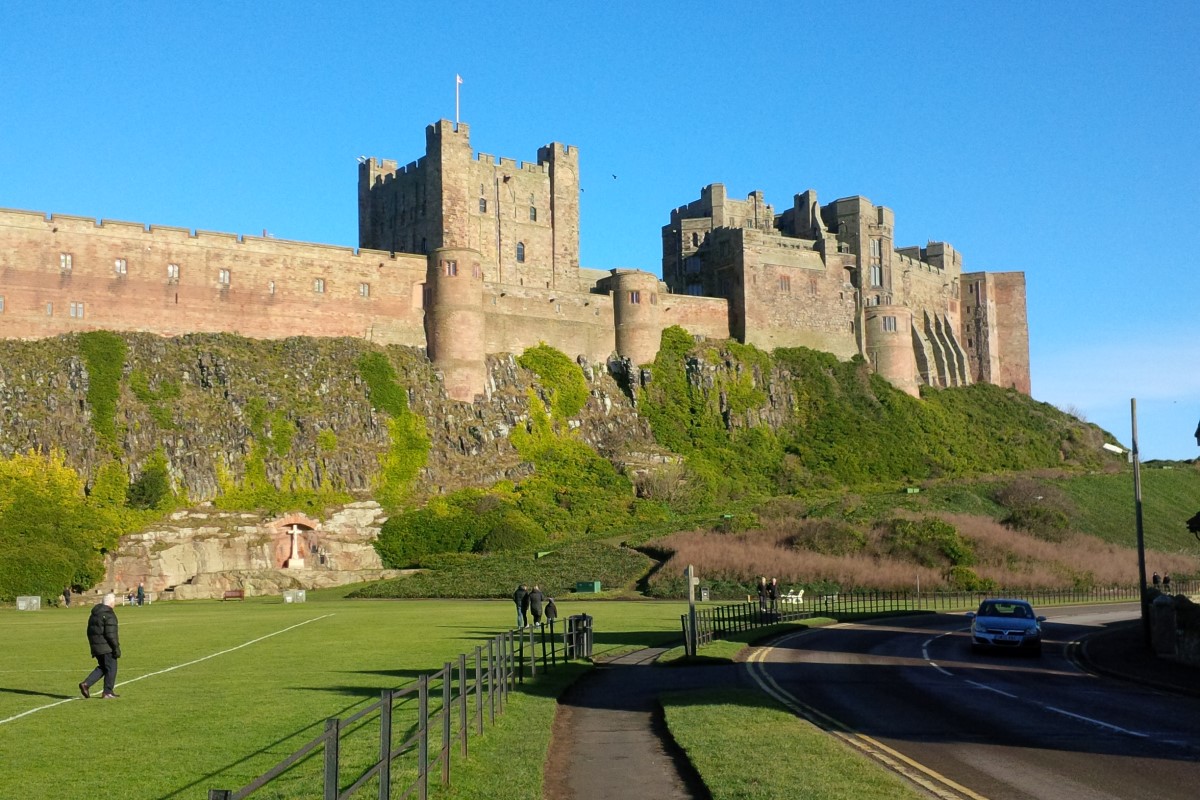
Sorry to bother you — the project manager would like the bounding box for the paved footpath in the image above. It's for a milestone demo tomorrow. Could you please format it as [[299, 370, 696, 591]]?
[[543, 647, 737, 800]]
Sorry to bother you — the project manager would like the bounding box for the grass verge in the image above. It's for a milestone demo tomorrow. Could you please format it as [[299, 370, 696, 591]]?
[[662, 688, 928, 800]]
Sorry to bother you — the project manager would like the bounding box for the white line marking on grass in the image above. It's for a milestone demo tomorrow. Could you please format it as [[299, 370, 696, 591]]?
[[0, 613, 333, 726]]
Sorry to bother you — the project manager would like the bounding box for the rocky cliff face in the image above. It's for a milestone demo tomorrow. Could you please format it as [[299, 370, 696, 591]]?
[[0, 333, 661, 503]]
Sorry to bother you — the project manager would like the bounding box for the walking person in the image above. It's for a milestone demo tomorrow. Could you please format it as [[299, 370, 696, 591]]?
[[1163, 574, 1172, 591], [513, 583, 529, 628], [756, 576, 768, 612], [528, 584, 545, 626], [545, 597, 558, 626], [768, 577, 779, 613], [1153, 572, 1161, 589], [136, 581, 146, 607], [62, 586, 71, 608], [79, 593, 121, 699]]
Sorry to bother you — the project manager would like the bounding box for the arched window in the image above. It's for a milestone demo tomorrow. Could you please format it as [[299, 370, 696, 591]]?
[[516, 242, 526, 263]]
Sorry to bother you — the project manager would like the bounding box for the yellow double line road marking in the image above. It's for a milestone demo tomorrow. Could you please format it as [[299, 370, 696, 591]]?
[[745, 633, 990, 800]]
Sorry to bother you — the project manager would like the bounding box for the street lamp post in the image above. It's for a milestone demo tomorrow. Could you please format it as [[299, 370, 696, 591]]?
[[1130, 398, 1151, 651]]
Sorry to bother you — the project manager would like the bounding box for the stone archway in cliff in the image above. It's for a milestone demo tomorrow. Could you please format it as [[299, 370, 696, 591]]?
[[270, 512, 321, 569]]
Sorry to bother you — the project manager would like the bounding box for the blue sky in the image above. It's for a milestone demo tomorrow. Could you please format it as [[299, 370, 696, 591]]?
[[3, 1, 1197, 459]]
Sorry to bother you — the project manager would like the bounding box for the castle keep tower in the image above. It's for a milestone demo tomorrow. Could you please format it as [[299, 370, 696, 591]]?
[[425, 246, 485, 402], [359, 121, 580, 292]]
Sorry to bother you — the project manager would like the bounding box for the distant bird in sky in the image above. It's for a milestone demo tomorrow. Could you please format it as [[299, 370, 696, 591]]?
[[612, 174, 617, 179]]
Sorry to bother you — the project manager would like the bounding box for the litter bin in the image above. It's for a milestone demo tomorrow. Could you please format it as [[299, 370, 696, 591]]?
[[699, 587, 710, 602]]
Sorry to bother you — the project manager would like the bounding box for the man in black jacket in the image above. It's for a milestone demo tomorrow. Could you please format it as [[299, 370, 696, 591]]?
[[513, 584, 529, 629], [79, 593, 121, 699]]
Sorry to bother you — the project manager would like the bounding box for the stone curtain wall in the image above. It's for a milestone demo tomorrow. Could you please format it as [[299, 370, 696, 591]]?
[[0, 208, 428, 346]]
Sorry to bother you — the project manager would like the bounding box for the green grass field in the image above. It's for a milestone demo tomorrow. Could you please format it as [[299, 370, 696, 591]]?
[[0, 593, 687, 799]]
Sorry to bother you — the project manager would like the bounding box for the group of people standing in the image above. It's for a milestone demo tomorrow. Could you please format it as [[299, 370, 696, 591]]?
[[512, 583, 558, 629], [756, 576, 782, 612], [1152, 572, 1173, 591]]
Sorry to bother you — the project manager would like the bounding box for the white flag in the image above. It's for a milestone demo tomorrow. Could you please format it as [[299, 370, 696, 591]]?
[[456, 74, 463, 85]]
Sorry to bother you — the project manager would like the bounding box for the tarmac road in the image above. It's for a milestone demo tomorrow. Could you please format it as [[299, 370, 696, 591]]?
[[745, 604, 1200, 800]]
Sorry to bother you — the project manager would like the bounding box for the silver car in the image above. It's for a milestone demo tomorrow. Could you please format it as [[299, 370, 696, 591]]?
[[965, 598, 1045, 655]]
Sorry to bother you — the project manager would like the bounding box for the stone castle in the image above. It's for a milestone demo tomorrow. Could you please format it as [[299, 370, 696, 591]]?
[[0, 119, 1030, 399]]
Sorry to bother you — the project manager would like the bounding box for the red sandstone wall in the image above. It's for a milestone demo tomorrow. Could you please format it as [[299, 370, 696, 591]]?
[[0, 209, 428, 346], [989, 272, 1031, 394]]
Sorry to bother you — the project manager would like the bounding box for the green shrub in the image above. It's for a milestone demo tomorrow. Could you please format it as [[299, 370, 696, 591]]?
[[517, 343, 589, 422], [352, 541, 653, 598], [882, 517, 974, 567], [946, 565, 995, 592], [126, 450, 173, 510]]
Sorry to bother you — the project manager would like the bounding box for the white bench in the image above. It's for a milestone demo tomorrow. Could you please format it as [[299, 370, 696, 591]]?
[[782, 589, 804, 603]]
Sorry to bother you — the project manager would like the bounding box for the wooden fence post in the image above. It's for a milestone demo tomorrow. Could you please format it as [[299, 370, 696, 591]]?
[[418, 675, 429, 800], [458, 653, 469, 757], [379, 689, 392, 800], [323, 717, 340, 800], [442, 662, 452, 786]]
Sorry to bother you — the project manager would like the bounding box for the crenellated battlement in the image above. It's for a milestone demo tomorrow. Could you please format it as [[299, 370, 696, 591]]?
[[0, 207, 415, 261]]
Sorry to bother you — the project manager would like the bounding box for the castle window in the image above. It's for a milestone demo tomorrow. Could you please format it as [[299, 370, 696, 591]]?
[[967, 338, 974, 348], [516, 242, 526, 263], [314, 278, 326, 293], [870, 238, 881, 257], [882, 315, 897, 332], [779, 275, 791, 292], [479, 198, 487, 213], [0, 296, 4, 313], [46, 302, 53, 316], [268, 280, 276, 295], [629, 290, 641, 304], [70, 301, 85, 319], [114, 258, 127, 276], [60, 253, 73, 272], [218, 268, 231, 286], [529, 206, 537, 222], [650, 293, 657, 305], [444, 260, 457, 276], [691, 232, 699, 247], [167, 263, 180, 283], [359, 282, 370, 298], [421, 237, 427, 254], [870, 264, 883, 287]]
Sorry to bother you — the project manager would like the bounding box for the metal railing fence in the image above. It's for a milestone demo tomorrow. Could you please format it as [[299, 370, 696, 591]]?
[[209, 614, 593, 800], [682, 582, 1198, 653]]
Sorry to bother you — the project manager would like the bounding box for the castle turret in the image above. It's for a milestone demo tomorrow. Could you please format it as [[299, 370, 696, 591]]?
[[864, 304, 919, 397], [425, 246, 486, 401], [611, 270, 663, 367], [536, 142, 580, 288]]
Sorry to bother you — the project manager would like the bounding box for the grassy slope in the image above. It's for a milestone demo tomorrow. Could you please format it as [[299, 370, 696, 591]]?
[[1051, 466, 1200, 553]]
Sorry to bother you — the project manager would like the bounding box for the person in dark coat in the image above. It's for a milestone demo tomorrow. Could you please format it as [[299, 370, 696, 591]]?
[[513, 584, 529, 628], [62, 587, 71, 608], [528, 584, 545, 626], [136, 582, 145, 606], [756, 576, 768, 612], [767, 577, 779, 612], [79, 593, 121, 699], [545, 597, 558, 625]]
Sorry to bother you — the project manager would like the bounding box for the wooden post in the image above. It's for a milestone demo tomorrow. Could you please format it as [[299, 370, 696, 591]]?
[[379, 690, 392, 800], [323, 718, 340, 800]]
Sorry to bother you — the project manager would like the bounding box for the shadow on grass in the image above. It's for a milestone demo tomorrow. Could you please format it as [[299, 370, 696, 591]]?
[[0, 686, 72, 699]]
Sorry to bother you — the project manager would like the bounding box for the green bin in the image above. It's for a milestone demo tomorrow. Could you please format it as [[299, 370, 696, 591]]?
[[575, 581, 601, 593]]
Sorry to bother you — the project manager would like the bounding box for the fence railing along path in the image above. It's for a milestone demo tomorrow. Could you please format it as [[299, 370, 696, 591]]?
[[209, 614, 593, 800], [681, 582, 1198, 654]]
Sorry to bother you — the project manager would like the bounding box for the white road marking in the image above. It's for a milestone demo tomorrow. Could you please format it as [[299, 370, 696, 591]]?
[[0, 614, 333, 726]]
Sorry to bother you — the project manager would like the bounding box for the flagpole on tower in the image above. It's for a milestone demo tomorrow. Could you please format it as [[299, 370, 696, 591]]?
[[455, 74, 462, 126]]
